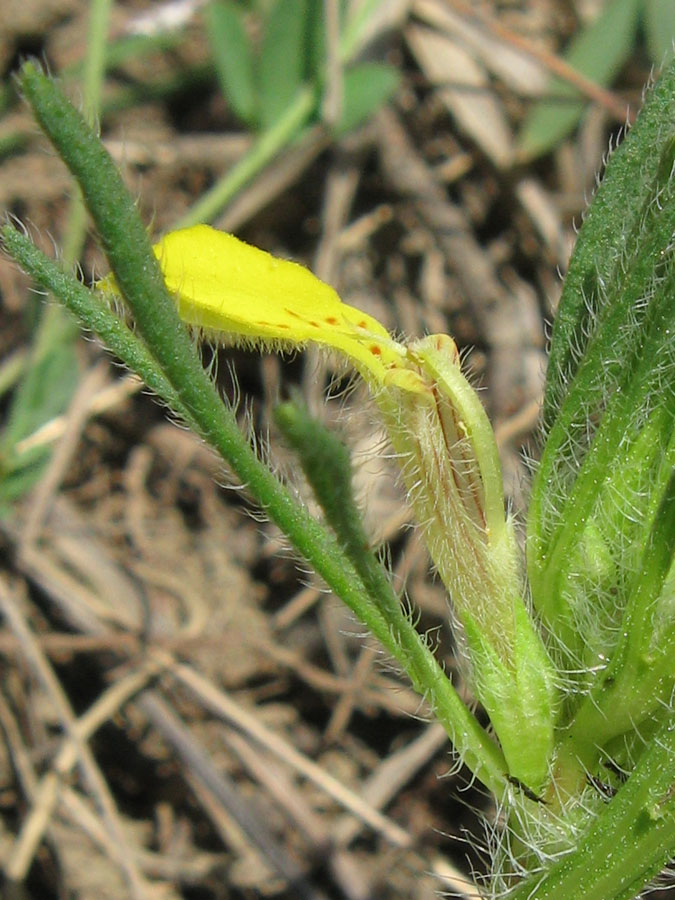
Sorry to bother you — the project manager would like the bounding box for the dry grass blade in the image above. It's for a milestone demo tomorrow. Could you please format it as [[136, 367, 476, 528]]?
[[374, 107, 542, 420], [136, 691, 330, 900], [165, 658, 414, 848], [413, 0, 547, 96], [8, 662, 162, 882], [439, 0, 631, 122], [0, 578, 155, 899], [406, 22, 513, 167]]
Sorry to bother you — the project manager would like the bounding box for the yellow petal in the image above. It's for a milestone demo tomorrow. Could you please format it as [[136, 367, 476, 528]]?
[[152, 225, 406, 383]]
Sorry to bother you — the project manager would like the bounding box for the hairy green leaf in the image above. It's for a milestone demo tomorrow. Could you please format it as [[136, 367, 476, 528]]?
[[528, 58, 675, 676]]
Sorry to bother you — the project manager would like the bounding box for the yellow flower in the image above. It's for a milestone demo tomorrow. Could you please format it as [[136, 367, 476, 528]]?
[[100, 223, 555, 790], [146, 226, 514, 641], [151, 224, 408, 385]]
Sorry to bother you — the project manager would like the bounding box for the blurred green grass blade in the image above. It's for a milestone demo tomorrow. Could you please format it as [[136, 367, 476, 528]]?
[[102, 63, 214, 115], [103, 31, 184, 68], [517, 0, 641, 161], [336, 62, 399, 135], [205, 1, 257, 125], [0, 351, 26, 401], [0, 313, 79, 450], [0, 20, 180, 123], [0, 31, 184, 160], [339, 0, 387, 62], [0, 456, 53, 507], [174, 83, 316, 227], [304, 0, 328, 83], [0, 0, 113, 504], [0, 310, 80, 503], [258, 0, 313, 128], [643, 0, 675, 65]]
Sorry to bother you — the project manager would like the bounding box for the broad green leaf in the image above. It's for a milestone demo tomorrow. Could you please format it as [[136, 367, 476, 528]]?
[[643, 0, 675, 66], [335, 61, 399, 135], [517, 0, 641, 161], [205, 1, 257, 125]]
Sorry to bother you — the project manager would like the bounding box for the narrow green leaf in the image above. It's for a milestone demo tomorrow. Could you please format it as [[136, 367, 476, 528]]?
[[528, 59, 675, 660], [205, 1, 257, 125], [258, 0, 312, 129], [541, 69, 675, 432], [566, 470, 675, 759], [335, 62, 399, 135], [517, 0, 641, 160], [0, 318, 80, 502], [0, 313, 79, 454], [643, 0, 675, 66]]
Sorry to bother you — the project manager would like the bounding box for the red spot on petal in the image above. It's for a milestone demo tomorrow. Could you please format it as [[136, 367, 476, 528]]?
[[325, 316, 338, 325], [369, 345, 382, 356]]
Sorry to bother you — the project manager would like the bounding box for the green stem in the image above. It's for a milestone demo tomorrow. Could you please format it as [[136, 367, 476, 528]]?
[[13, 61, 507, 796]]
